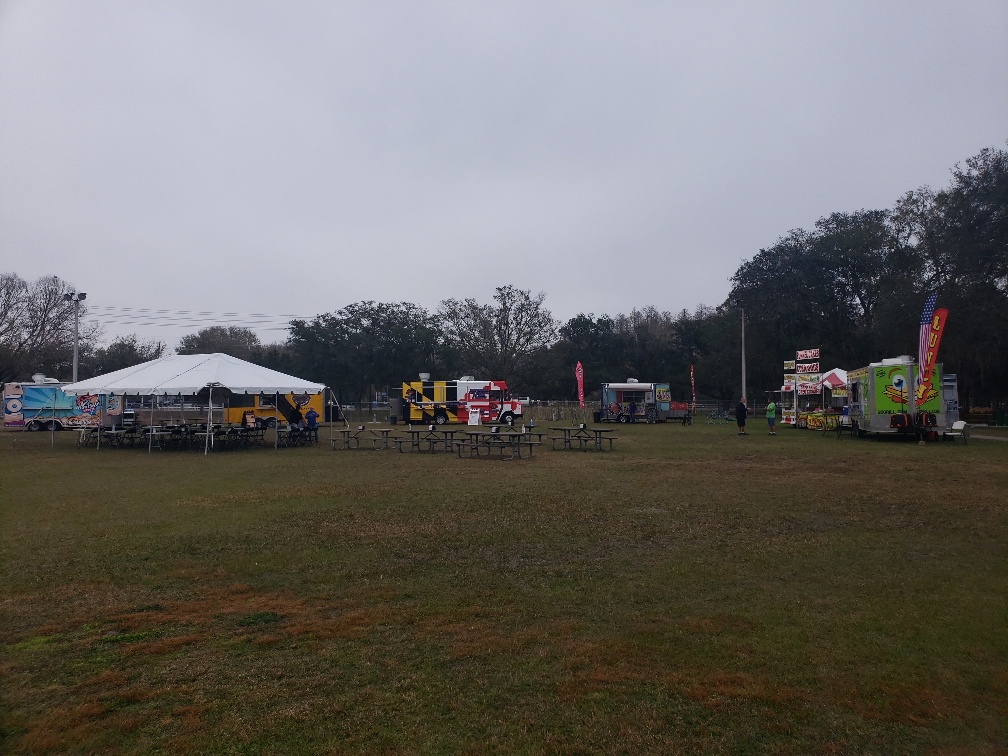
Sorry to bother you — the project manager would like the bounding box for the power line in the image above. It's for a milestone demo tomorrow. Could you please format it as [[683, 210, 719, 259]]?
[[82, 305, 318, 332]]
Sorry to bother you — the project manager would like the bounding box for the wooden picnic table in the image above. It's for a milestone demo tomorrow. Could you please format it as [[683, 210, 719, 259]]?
[[334, 426, 396, 450], [548, 425, 617, 451], [456, 428, 542, 460], [395, 426, 459, 453]]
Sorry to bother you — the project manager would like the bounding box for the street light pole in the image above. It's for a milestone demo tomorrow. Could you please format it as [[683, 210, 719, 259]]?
[[63, 291, 86, 382]]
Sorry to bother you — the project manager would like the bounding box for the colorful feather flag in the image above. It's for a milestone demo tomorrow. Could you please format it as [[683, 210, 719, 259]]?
[[920, 308, 948, 388], [918, 291, 938, 380], [575, 361, 584, 408]]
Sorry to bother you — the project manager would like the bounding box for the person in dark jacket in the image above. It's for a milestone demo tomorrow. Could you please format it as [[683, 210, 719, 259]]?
[[735, 398, 748, 435]]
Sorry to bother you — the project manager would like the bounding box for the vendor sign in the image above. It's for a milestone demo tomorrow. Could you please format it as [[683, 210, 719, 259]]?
[[797, 373, 822, 394], [796, 348, 820, 360], [783, 360, 796, 370], [796, 361, 819, 374]]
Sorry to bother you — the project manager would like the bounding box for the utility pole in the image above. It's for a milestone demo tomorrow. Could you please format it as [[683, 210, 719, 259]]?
[[740, 308, 747, 405], [63, 291, 86, 382]]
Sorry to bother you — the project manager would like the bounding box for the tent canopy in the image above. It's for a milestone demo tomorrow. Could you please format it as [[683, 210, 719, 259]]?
[[62, 353, 326, 396], [820, 368, 848, 389]]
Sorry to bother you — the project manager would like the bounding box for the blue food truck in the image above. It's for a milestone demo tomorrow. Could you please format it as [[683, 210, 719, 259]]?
[[3, 376, 117, 431], [597, 380, 686, 423]]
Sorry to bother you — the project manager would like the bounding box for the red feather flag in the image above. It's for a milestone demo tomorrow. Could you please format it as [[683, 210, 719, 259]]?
[[920, 308, 948, 388], [575, 361, 584, 408]]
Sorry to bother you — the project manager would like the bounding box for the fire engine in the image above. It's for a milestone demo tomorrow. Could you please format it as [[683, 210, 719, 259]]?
[[399, 376, 524, 425]]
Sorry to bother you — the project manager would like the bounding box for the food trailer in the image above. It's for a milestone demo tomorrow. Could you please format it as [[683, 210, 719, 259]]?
[[847, 357, 955, 436], [598, 381, 680, 423]]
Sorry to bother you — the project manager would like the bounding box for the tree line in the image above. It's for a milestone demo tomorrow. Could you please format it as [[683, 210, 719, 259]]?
[[2, 144, 1005, 406]]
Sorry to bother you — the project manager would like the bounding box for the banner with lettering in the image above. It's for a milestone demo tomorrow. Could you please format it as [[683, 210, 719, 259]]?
[[920, 308, 948, 388], [796, 348, 820, 361], [575, 361, 584, 408], [690, 364, 696, 414], [796, 361, 820, 374]]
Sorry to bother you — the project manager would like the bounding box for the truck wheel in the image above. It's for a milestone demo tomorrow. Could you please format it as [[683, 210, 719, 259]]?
[[434, 411, 448, 425], [46, 420, 60, 432], [617, 414, 629, 424], [500, 412, 515, 426], [26, 420, 41, 432]]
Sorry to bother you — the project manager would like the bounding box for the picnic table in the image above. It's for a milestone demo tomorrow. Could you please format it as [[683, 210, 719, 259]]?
[[456, 428, 544, 460], [334, 426, 396, 450], [548, 425, 617, 451], [394, 426, 461, 453]]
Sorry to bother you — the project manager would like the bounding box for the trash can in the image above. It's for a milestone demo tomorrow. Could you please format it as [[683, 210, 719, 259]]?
[[593, 411, 602, 423], [389, 397, 403, 425]]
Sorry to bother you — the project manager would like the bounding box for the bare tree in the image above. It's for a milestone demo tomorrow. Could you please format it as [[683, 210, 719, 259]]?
[[437, 285, 556, 383], [0, 273, 100, 383]]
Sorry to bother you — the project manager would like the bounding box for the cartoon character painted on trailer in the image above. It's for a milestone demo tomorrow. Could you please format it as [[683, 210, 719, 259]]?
[[880, 367, 939, 410]]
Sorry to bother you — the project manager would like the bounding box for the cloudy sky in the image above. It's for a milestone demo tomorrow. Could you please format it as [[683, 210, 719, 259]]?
[[1, 1, 1006, 349]]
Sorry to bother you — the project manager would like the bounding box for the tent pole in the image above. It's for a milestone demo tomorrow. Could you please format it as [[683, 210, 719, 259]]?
[[148, 394, 155, 452], [97, 394, 103, 450], [274, 392, 279, 449], [205, 386, 212, 456], [50, 389, 56, 447]]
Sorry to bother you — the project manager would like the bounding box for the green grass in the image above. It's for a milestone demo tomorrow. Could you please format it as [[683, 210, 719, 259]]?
[[2, 424, 1006, 753]]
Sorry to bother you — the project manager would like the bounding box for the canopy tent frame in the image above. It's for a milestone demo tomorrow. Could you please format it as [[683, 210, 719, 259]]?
[[63, 353, 328, 454]]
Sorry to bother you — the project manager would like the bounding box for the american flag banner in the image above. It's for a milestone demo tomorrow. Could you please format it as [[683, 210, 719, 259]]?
[[921, 308, 949, 387], [918, 291, 938, 382]]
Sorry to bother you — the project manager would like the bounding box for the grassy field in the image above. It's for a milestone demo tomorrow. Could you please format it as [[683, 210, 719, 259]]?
[[2, 423, 1006, 753]]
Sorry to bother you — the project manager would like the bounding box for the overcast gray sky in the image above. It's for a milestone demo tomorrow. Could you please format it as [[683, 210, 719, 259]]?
[[1, 1, 1006, 349]]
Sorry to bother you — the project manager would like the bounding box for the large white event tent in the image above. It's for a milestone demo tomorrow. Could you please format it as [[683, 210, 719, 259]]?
[[62, 353, 328, 453]]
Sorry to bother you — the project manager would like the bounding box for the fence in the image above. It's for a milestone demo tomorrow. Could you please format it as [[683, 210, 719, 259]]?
[[336, 400, 760, 426]]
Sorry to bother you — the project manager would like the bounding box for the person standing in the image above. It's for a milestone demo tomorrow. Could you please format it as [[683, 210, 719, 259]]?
[[735, 398, 748, 435], [305, 406, 320, 444], [765, 398, 776, 435]]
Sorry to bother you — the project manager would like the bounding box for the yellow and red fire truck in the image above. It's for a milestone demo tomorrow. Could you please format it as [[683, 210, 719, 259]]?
[[399, 376, 524, 425]]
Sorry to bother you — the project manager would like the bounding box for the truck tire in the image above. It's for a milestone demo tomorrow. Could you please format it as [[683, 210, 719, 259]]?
[[26, 419, 41, 431], [46, 420, 60, 431], [434, 410, 448, 425], [500, 412, 515, 426]]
